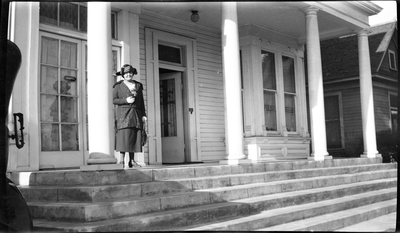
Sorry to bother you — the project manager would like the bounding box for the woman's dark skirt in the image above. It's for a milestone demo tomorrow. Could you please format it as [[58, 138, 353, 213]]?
[[115, 127, 142, 152]]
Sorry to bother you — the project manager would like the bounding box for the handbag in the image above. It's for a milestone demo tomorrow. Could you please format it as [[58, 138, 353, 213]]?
[[141, 129, 148, 146]]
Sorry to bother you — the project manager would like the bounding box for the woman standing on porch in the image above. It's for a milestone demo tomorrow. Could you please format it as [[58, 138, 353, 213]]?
[[113, 64, 147, 168]]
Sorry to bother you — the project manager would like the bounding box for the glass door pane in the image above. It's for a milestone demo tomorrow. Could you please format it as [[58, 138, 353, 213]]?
[[325, 95, 342, 148], [160, 78, 177, 137]]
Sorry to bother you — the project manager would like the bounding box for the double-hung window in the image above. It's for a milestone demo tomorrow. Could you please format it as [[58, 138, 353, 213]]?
[[261, 50, 298, 135]]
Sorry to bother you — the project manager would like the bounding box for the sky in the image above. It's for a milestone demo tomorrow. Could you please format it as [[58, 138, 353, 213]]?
[[369, 1, 397, 26]]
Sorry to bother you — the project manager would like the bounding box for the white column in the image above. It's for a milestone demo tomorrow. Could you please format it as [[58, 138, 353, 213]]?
[[358, 29, 381, 158], [220, 2, 249, 165], [82, 2, 118, 169], [303, 6, 331, 161]]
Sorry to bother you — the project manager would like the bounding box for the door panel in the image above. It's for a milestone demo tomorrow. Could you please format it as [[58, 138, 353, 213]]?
[[39, 33, 84, 168], [160, 72, 185, 163]]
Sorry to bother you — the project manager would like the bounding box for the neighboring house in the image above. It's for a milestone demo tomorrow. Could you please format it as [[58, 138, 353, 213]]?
[[320, 22, 398, 157], [5, 2, 383, 172]]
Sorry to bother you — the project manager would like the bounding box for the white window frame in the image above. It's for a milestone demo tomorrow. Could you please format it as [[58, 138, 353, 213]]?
[[388, 50, 397, 70], [324, 92, 345, 149], [388, 91, 398, 131]]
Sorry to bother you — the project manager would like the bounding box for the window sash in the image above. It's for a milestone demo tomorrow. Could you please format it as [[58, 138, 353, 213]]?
[[389, 50, 397, 70]]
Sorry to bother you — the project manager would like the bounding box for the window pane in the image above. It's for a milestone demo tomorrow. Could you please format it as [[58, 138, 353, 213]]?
[[41, 95, 59, 122], [285, 94, 296, 132], [61, 41, 78, 68], [390, 94, 398, 108], [264, 91, 277, 131], [159, 44, 182, 64], [160, 78, 177, 137], [283, 56, 295, 93], [61, 124, 79, 151], [40, 66, 58, 94], [325, 96, 340, 120], [112, 50, 118, 83], [262, 51, 276, 90], [389, 52, 396, 69], [60, 69, 77, 95], [61, 96, 78, 123], [392, 111, 398, 132], [41, 124, 60, 151], [326, 121, 342, 148], [41, 37, 59, 66], [111, 12, 117, 39], [79, 5, 87, 32], [40, 2, 58, 26], [59, 2, 78, 30]]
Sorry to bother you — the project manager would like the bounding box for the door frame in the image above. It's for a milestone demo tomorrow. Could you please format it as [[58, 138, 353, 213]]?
[[145, 28, 201, 164]]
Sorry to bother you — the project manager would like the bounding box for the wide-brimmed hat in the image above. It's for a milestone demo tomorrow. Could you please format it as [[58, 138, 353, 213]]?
[[116, 64, 137, 76]]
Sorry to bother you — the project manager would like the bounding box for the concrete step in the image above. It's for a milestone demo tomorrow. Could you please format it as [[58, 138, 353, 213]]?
[[335, 212, 396, 232], [33, 187, 397, 232], [20, 163, 395, 202], [259, 199, 396, 231], [180, 189, 397, 231], [18, 157, 385, 186], [30, 176, 396, 225]]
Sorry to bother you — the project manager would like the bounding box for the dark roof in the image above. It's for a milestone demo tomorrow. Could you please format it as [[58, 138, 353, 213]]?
[[320, 22, 396, 81]]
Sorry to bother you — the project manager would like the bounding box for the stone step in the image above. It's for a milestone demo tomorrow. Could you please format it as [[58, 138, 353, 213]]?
[[33, 187, 397, 232], [20, 180, 193, 202], [20, 163, 395, 202], [335, 212, 396, 232], [180, 189, 397, 231], [258, 199, 396, 231], [18, 157, 385, 186], [30, 175, 396, 224]]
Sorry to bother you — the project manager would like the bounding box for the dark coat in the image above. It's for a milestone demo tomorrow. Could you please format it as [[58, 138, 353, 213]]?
[[113, 80, 146, 130]]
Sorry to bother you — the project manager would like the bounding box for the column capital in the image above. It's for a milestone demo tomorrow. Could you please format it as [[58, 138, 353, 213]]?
[[357, 28, 372, 37], [300, 5, 321, 15]]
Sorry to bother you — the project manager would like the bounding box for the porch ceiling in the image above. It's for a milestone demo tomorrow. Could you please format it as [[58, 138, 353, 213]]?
[[134, 1, 382, 45]]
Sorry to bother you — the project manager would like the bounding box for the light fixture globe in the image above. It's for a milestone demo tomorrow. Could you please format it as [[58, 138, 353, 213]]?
[[191, 10, 199, 23]]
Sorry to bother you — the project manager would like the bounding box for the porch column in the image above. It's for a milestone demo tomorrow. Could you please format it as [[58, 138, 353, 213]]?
[[357, 29, 381, 158], [219, 2, 249, 165], [82, 2, 119, 170], [303, 6, 331, 161]]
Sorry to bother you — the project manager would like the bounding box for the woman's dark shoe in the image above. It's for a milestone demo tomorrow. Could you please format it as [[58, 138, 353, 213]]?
[[128, 160, 133, 168]]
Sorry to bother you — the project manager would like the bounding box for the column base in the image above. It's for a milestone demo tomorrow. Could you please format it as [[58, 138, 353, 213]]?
[[219, 159, 252, 165], [80, 163, 123, 171], [86, 152, 118, 165], [360, 153, 382, 159], [308, 155, 332, 161]]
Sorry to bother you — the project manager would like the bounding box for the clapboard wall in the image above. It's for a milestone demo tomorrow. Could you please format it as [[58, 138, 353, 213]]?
[[138, 10, 226, 162]]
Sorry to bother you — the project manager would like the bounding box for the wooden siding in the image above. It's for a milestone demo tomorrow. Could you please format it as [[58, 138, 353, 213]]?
[[325, 86, 363, 156], [139, 11, 226, 162], [377, 40, 398, 79]]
